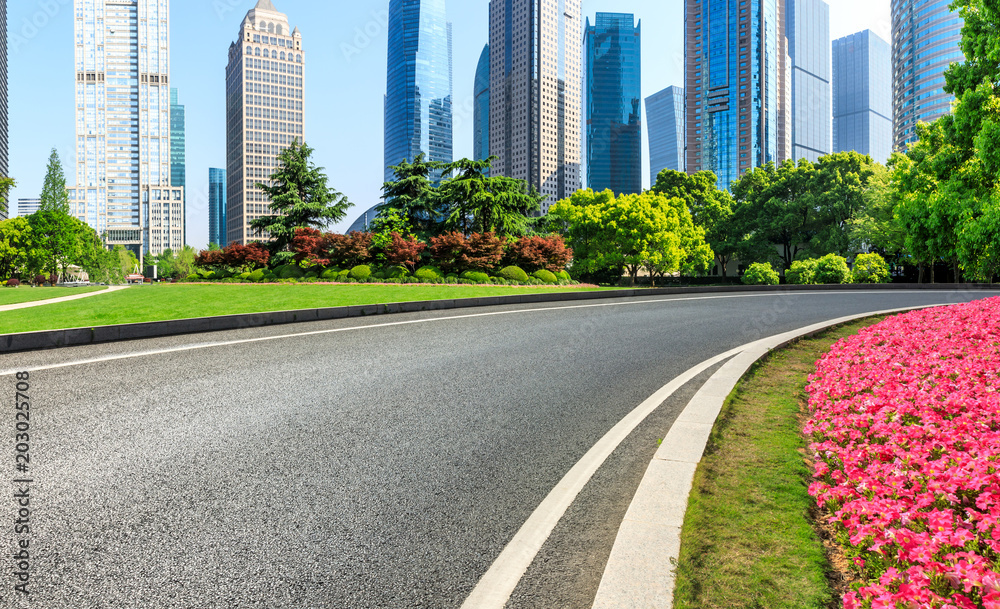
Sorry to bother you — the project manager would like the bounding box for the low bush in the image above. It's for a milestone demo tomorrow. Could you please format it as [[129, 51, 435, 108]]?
[[5, 278, 20, 287], [813, 254, 852, 285], [742, 262, 780, 286], [320, 269, 339, 281], [49, 274, 59, 285], [556, 270, 572, 282], [248, 269, 266, 283], [852, 252, 890, 284], [349, 265, 372, 281], [384, 265, 409, 279], [305, 271, 320, 279], [414, 266, 443, 281], [498, 266, 529, 282], [278, 264, 305, 280], [533, 269, 558, 284], [785, 259, 819, 285], [33, 275, 46, 286], [460, 270, 490, 284]]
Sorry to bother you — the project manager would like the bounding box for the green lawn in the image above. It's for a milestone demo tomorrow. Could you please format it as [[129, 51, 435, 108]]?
[[672, 318, 884, 609], [0, 283, 609, 334], [0, 286, 107, 307]]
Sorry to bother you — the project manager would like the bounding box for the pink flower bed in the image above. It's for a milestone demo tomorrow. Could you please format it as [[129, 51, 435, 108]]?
[[805, 298, 1000, 609]]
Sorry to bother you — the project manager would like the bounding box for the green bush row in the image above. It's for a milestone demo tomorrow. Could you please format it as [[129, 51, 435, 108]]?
[[183, 264, 576, 287]]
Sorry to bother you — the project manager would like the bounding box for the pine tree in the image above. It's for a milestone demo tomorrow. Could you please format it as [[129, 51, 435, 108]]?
[[39, 149, 70, 214]]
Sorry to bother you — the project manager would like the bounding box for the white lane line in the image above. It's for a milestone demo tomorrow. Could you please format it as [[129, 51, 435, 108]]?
[[0, 290, 978, 376]]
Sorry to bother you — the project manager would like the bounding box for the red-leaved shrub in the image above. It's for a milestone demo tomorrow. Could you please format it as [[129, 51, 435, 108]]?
[[385, 232, 426, 271], [506, 235, 573, 273]]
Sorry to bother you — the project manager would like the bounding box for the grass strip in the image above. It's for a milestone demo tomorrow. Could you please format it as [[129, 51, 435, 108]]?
[[0, 283, 610, 334], [0, 286, 107, 307], [672, 317, 884, 609]]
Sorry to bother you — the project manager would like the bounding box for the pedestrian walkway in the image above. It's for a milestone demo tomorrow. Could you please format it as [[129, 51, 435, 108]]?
[[0, 286, 129, 313]]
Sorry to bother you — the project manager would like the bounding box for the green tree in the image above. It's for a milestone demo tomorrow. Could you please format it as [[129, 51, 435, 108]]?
[[39, 149, 70, 213], [0, 176, 14, 219], [0, 218, 31, 280], [251, 140, 353, 255], [378, 153, 446, 235], [439, 157, 541, 237], [808, 151, 881, 256], [848, 159, 906, 258]]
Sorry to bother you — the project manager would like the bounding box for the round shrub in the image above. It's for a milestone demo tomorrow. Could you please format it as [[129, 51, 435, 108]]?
[[460, 270, 490, 284], [813, 254, 852, 285], [49, 274, 59, 285], [349, 265, 372, 281], [320, 269, 339, 281], [33, 274, 46, 286], [248, 269, 266, 283], [533, 269, 558, 284], [556, 270, 572, 282], [279, 265, 305, 279], [498, 266, 530, 282], [337, 269, 350, 279], [785, 259, 819, 285], [305, 270, 320, 279], [384, 266, 409, 279], [6, 278, 20, 287], [852, 253, 891, 284], [742, 262, 780, 286], [414, 266, 443, 281]]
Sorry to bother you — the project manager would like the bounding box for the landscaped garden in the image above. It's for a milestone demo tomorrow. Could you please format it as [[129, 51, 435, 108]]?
[[674, 297, 1000, 609]]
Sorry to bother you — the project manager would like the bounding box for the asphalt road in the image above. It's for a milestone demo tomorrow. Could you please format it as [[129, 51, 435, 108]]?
[[1, 289, 996, 609]]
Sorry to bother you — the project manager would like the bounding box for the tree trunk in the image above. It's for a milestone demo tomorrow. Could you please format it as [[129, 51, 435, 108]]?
[[953, 259, 961, 284], [719, 255, 728, 278], [930, 264, 936, 284], [918, 263, 925, 284]]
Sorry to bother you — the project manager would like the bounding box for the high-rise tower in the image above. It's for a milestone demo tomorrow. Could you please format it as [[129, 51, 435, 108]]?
[[69, 0, 183, 260], [225, 0, 305, 246], [384, 0, 453, 183], [170, 88, 186, 246], [646, 86, 685, 184], [209, 168, 227, 248], [891, 0, 964, 150], [685, 0, 790, 190], [788, 0, 831, 163], [833, 30, 892, 164], [489, 0, 582, 212], [474, 44, 490, 162], [584, 13, 641, 195]]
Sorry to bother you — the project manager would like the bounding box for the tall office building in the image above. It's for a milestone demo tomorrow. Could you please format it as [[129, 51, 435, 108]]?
[[68, 0, 183, 261], [489, 0, 583, 212], [474, 44, 490, 162], [170, 88, 186, 246], [685, 0, 791, 190], [892, 0, 964, 150], [788, 0, 831, 163], [384, 0, 453, 183], [209, 168, 227, 247], [833, 30, 892, 164], [0, 0, 8, 219], [225, 0, 305, 246], [646, 86, 685, 184], [16, 198, 41, 218], [584, 13, 641, 195]]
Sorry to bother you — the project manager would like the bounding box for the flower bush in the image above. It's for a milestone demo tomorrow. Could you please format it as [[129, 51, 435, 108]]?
[[805, 298, 1000, 609]]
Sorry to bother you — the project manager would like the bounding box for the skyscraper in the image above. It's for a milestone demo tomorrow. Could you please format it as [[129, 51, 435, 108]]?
[[489, 0, 583, 212], [685, 0, 790, 190], [892, 0, 964, 150], [225, 0, 305, 246], [170, 88, 186, 246], [209, 168, 227, 247], [384, 0, 453, 183], [584, 13, 642, 195], [833, 30, 892, 164], [69, 0, 183, 261], [646, 86, 685, 184], [788, 0, 831, 163], [474, 44, 490, 162]]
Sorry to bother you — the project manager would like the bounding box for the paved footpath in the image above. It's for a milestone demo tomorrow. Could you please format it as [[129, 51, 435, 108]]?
[[0, 285, 128, 313]]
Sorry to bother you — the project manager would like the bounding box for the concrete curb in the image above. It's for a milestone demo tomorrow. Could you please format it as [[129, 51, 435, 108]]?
[[590, 304, 950, 609], [3, 283, 997, 354]]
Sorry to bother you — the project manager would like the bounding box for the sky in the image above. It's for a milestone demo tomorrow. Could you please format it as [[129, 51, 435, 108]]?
[[6, 0, 893, 249]]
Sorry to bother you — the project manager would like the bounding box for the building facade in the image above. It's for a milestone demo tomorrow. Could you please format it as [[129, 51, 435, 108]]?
[[384, 0, 453, 183], [891, 0, 964, 150], [170, 88, 186, 245], [69, 0, 183, 260], [645, 86, 685, 184], [474, 44, 490, 162], [584, 13, 641, 195], [833, 30, 892, 164], [209, 168, 227, 247], [16, 198, 41, 218], [685, 0, 790, 190], [788, 0, 831, 163], [489, 0, 583, 212], [225, 0, 305, 246]]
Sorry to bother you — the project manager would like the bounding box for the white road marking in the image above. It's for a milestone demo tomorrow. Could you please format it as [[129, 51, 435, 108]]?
[[0, 290, 975, 376]]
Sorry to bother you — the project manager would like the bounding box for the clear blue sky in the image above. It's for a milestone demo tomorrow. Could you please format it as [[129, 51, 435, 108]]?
[[7, 0, 891, 249]]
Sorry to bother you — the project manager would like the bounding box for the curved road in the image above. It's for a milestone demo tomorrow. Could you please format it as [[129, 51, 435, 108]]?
[[2, 290, 996, 608]]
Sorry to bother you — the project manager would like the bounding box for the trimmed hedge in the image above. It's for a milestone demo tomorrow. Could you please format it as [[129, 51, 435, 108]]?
[[384, 265, 409, 279], [349, 265, 372, 281], [5, 278, 20, 287], [415, 266, 443, 280], [742, 262, 780, 286], [533, 269, 558, 284], [786, 259, 819, 285], [814, 254, 852, 285], [248, 269, 266, 283], [460, 270, 490, 284], [852, 253, 890, 284], [498, 266, 530, 282]]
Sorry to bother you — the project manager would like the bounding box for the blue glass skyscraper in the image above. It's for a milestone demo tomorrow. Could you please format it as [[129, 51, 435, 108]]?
[[474, 44, 490, 162], [892, 0, 964, 149], [788, 0, 831, 163], [584, 13, 641, 195], [646, 86, 685, 184], [685, 0, 789, 190], [833, 30, 892, 164], [384, 0, 453, 183], [170, 88, 186, 245], [209, 168, 226, 247]]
